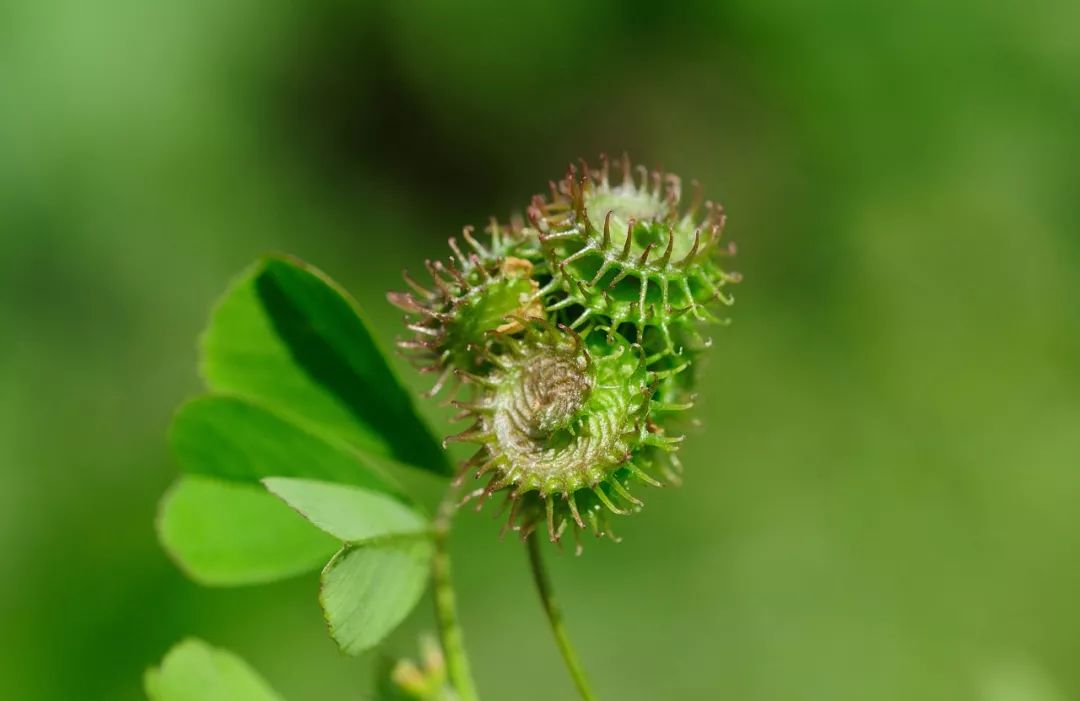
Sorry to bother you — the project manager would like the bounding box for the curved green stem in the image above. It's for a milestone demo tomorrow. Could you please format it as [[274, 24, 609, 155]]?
[[432, 485, 480, 701], [525, 532, 598, 701]]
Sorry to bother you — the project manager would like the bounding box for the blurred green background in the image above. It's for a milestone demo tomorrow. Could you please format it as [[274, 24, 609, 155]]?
[[2, 0, 1078, 699]]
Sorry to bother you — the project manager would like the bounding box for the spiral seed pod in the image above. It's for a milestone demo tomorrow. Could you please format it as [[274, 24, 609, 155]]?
[[447, 321, 694, 548], [389, 220, 547, 396], [528, 154, 741, 352], [390, 156, 738, 547]]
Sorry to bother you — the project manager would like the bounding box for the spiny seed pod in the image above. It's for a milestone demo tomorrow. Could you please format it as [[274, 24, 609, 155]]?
[[446, 322, 685, 548], [390, 156, 739, 548], [389, 219, 547, 396], [528, 154, 741, 351]]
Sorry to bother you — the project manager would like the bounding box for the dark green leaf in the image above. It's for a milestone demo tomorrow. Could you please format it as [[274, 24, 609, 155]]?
[[263, 477, 428, 543], [171, 395, 405, 498], [157, 476, 338, 586], [320, 539, 433, 655], [145, 638, 284, 701], [200, 255, 448, 475]]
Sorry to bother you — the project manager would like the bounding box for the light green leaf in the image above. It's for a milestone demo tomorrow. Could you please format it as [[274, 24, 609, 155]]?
[[157, 476, 338, 586], [320, 539, 433, 655], [200, 255, 448, 475], [263, 477, 429, 543], [171, 395, 404, 498], [145, 638, 284, 701]]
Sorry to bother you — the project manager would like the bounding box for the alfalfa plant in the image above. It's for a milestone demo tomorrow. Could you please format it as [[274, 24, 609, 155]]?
[[148, 156, 740, 701]]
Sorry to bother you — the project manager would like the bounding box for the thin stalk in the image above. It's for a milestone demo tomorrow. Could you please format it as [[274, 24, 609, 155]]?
[[525, 531, 598, 701], [432, 485, 480, 701]]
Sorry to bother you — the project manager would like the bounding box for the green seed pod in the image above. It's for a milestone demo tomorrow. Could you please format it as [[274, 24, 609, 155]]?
[[389, 220, 547, 395], [391, 156, 738, 547], [446, 322, 679, 546], [528, 154, 740, 351]]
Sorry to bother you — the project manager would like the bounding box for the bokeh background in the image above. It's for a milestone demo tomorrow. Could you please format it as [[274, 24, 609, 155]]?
[[3, 1, 1079, 699]]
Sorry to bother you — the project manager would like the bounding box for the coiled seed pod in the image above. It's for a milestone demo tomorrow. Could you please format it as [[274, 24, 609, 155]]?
[[529, 154, 740, 350], [447, 323, 670, 545], [390, 156, 739, 547], [389, 220, 547, 396]]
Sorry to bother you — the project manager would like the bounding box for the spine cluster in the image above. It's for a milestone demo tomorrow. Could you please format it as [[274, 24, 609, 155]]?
[[390, 155, 739, 549]]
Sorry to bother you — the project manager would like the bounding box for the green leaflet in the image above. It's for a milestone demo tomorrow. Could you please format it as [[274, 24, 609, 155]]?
[[171, 395, 406, 498], [263, 477, 429, 543], [200, 255, 448, 476], [320, 538, 434, 655], [157, 476, 338, 586], [145, 638, 285, 701]]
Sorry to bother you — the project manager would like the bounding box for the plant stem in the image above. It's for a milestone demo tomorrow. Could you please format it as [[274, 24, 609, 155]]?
[[432, 485, 480, 701], [525, 531, 598, 701]]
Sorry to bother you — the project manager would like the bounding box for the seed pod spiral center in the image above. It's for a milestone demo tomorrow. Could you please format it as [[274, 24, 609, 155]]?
[[513, 347, 590, 437]]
